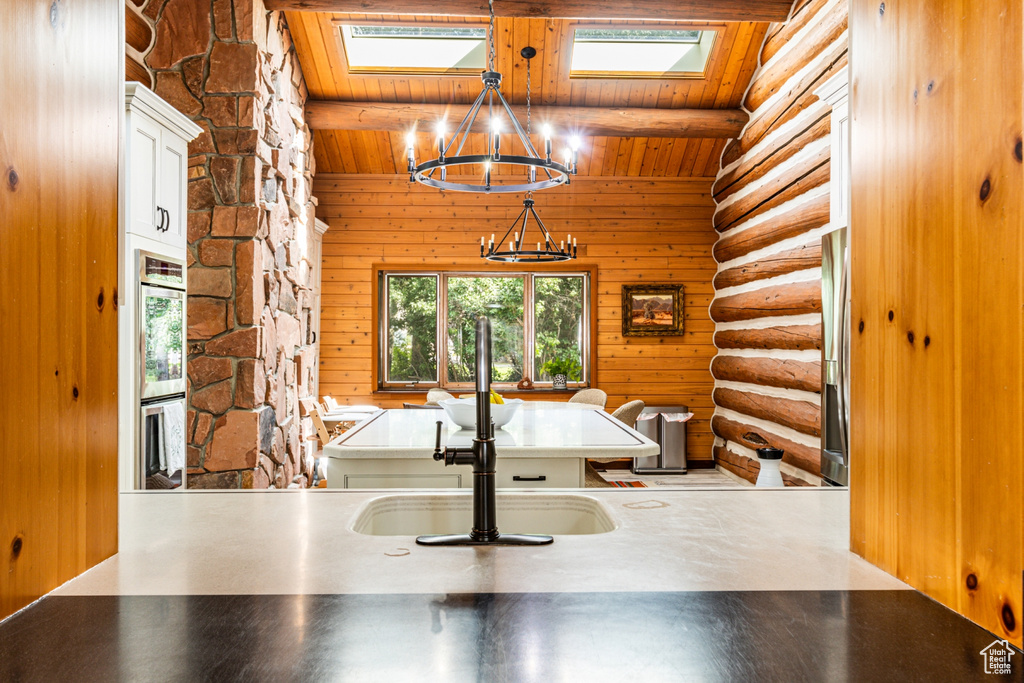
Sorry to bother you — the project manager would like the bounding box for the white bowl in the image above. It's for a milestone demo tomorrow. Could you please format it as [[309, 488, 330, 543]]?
[[439, 397, 523, 430]]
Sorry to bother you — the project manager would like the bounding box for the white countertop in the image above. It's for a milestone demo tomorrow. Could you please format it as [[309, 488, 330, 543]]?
[[324, 402, 660, 460], [56, 488, 909, 596]]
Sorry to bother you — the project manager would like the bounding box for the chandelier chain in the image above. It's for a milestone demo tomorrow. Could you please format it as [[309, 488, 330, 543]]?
[[526, 54, 533, 198], [488, 0, 496, 72]]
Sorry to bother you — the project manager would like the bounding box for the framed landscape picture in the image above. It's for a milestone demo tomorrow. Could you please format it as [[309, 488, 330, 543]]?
[[621, 284, 685, 337]]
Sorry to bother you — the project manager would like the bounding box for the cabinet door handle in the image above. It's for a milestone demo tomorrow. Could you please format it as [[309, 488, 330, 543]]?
[[512, 475, 546, 482], [156, 206, 166, 232], [162, 207, 170, 232]]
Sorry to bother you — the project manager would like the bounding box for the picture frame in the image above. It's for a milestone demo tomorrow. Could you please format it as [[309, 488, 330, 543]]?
[[621, 283, 685, 337]]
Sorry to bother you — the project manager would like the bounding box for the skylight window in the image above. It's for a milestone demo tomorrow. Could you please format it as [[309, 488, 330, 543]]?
[[339, 24, 487, 74], [570, 27, 716, 78]]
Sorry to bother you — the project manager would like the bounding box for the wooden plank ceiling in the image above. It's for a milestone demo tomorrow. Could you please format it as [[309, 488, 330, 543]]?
[[286, 14, 769, 177]]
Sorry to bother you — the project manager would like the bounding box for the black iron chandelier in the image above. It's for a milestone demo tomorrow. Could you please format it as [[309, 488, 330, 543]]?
[[481, 197, 577, 262], [405, 0, 579, 194]]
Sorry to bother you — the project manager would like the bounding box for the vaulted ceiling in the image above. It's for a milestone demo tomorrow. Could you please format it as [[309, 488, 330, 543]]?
[[286, 12, 772, 178]]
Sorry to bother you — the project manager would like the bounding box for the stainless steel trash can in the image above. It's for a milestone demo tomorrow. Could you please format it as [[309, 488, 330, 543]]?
[[632, 405, 688, 474]]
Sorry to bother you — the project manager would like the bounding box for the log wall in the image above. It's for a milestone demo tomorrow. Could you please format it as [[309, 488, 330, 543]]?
[[312, 175, 719, 462], [708, 0, 847, 484], [850, 0, 1023, 648]]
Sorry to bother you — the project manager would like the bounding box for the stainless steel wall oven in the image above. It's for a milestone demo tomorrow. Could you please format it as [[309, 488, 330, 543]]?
[[138, 250, 187, 489]]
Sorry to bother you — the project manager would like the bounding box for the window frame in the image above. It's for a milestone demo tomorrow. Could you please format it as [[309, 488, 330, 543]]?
[[567, 22, 723, 80], [374, 265, 597, 393], [333, 19, 490, 77]]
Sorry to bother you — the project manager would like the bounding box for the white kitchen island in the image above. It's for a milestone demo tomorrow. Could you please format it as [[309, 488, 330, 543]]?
[[323, 402, 660, 489]]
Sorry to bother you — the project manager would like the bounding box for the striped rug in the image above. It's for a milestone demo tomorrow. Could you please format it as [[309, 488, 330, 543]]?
[[609, 481, 647, 488]]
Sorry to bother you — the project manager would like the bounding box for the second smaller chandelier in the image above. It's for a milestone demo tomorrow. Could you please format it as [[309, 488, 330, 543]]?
[[480, 197, 577, 263]]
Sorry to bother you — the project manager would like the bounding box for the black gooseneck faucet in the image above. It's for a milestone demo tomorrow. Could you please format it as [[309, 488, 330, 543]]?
[[416, 316, 553, 546]]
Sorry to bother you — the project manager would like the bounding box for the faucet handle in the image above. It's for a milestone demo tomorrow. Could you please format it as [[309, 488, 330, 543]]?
[[433, 420, 444, 461]]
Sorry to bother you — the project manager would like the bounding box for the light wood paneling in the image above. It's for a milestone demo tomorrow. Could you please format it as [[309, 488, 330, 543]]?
[[0, 0, 120, 620], [314, 174, 719, 460], [850, 0, 1023, 648], [709, 0, 843, 484], [287, 13, 769, 177]]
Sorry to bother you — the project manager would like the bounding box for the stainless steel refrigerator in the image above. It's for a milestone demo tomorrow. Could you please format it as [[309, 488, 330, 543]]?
[[821, 227, 850, 486]]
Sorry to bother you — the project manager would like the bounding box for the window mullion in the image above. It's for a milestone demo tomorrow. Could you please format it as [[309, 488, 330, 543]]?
[[524, 274, 534, 385], [381, 273, 389, 385], [438, 274, 447, 387]]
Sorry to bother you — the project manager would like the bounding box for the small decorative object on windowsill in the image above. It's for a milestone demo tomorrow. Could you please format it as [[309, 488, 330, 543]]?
[[755, 447, 785, 487], [552, 374, 567, 390], [517, 377, 534, 390], [621, 283, 685, 337]]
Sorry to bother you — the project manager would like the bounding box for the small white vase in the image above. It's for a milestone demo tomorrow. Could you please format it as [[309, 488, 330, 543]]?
[[553, 373, 567, 390], [755, 448, 785, 487]]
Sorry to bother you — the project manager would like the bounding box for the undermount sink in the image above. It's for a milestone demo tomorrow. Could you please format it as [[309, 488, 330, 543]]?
[[351, 492, 617, 536]]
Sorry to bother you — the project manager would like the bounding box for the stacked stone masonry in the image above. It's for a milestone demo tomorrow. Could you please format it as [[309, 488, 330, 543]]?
[[148, 0, 317, 488]]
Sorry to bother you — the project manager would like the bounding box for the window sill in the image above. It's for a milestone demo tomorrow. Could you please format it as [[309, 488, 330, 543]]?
[[373, 388, 585, 399]]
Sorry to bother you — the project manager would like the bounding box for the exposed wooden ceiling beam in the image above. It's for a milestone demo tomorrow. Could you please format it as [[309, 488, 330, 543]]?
[[305, 101, 748, 138], [267, 0, 793, 22]]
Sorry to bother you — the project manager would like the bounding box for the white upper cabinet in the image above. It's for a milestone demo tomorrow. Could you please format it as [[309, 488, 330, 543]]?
[[124, 83, 201, 249]]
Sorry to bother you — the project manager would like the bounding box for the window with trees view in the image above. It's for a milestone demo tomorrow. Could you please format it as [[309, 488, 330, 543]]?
[[381, 271, 590, 389]]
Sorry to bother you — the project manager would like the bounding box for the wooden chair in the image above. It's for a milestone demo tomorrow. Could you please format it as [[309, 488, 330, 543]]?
[[568, 388, 608, 408], [298, 397, 319, 417], [309, 405, 332, 446]]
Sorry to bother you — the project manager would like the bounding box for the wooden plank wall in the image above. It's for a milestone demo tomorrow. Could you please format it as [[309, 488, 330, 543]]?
[[708, 0, 846, 485], [313, 174, 719, 461], [0, 0, 120, 620], [850, 0, 1023, 648]]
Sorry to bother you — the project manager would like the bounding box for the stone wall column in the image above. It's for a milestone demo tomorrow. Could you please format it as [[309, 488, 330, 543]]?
[[149, 0, 317, 489]]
